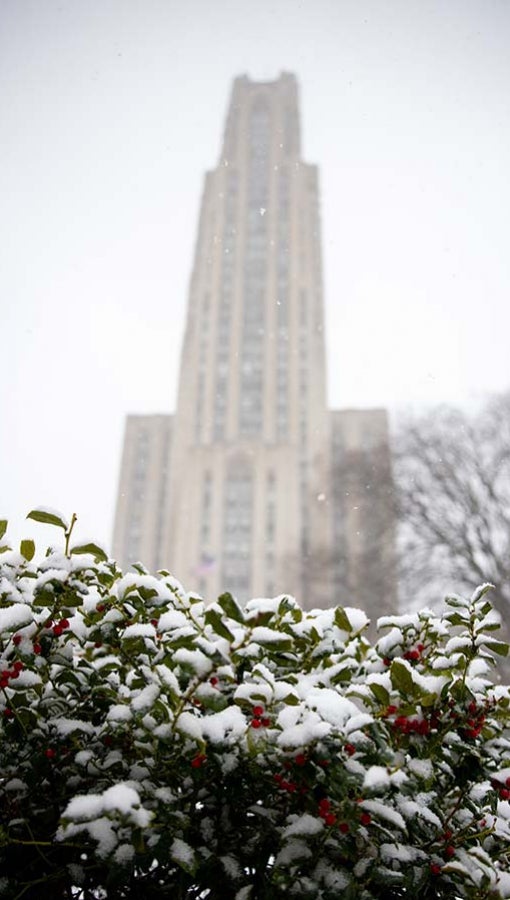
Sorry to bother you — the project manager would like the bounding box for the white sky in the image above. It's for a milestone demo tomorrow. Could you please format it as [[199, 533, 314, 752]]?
[[1, 0, 509, 551]]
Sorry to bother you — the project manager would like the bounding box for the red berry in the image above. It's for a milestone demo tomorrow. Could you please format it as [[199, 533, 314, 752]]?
[[45, 748, 56, 759], [386, 705, 398, 715], [150, 619, 158, 627], [430, 863, 442, 876], [499, 788, 510, 800], [324, 813, 337, 826], [13, 661, 23, 672], [210, 677, 219, 687], [318, 798, 331, 813], [360, 812, 371, 826], [8, 670, 19, 680], [33, 643, 42, 654], [339, 822, 349, 834], [505, 777, 510, 788], [261, 717, 271, 727], [60, 619, 70, 630], [417, 643, 425, 653], [445, 845, 455, 858], [285, 781, 297, 793], [274, 773, 283, 783], [466, 727, 481, 739], [0, 679, 8, 689], [252, 705, 264, 717], [96, 604, 105, 612], [383, 657, 391, 666], [251, 718, 262, 729], [12, 634, 22, 646], [3, 708, 13, 718], [94, 641, 103, 648], [191, 754, 206, 768], [52, 624, 63, 637], [344, 743, 356, 756], [443, 829, 452, 841], [295, 754, 306, 766], [1, 670, 10, 680]]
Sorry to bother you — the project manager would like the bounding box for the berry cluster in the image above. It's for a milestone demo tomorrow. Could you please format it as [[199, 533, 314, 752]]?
[[0, 660, 24, 689], [191, 753, 207, 769], [50, 618, 70, 637], [392, 715, 430, 736], [383, 642, 426, 667], [250, 705, 270, 729], [491, 775, 510, 801], [403, 643, 425, 662], [273, 773, 299, 794], [318, 798, 370, 830], [458, 700, 486, 740]]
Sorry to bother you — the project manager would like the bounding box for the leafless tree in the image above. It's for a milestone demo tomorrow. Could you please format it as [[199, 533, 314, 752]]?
[[296, 440, 398, 627], [394, 392, 510, 630]]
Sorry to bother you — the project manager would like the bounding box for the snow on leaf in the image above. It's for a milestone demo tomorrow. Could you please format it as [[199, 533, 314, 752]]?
[[361, 800, 406, 830], [171, 838, 197, 874], [0, 604, 34, 633], [282, 814, 324, 838]]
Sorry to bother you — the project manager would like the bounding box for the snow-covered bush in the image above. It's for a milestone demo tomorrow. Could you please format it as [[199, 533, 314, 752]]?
[[2, 510, 510, 899]]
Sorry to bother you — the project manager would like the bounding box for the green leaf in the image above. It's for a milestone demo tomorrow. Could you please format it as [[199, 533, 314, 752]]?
[[71, 543, 108, 562], [170, 840, 197, 876], [445, 611, 468, 627], [475, 621, 501, 634], [390, 660, 414, 696], [330, 666, 355, 684], [205, 609, 235, 642], [245, 610, 275, 627], [334, 607, 352, 632], [368, 682, 390, 706], [253, 633, 293, 652], [471, 584, 494, 603], [483, 640, 509, 657], [20, 539, 35, 562], [445, 595, 469, 609], [27, 508, 68, 530], [218, 591, 244, 623], [32, 591, 56, 608], [0, 520, 7, 540], [280, 692, 300, 705], [480, 600, 494, 617], [419, 691, 438, 708]]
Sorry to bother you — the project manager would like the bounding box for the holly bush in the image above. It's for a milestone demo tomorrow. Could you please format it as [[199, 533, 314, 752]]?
[[2, 510, 510, 899]]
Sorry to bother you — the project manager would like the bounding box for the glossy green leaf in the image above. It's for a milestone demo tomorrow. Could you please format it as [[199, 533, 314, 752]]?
[[368, 682, 390, 706], [27, 508, 68, 530], [484, 640, 509, 657], [218, 591, 244, 623], [20, 539, 35, 561], [205, 609, 235, 642], [334, 607, 352, 632], [390, 660, 414, 696], [71, 543, 108, 562]]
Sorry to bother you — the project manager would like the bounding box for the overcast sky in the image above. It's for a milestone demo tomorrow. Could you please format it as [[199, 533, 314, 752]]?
[[1, 0, 509, 551]]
